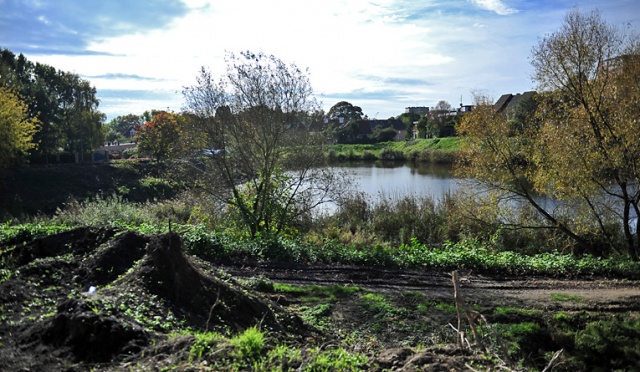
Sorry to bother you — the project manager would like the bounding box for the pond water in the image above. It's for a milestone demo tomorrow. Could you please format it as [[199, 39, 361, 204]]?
[[339, 161, 461, 202]]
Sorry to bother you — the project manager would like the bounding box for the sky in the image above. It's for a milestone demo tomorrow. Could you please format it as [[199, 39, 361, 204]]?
[[2, 0, 639, 122]]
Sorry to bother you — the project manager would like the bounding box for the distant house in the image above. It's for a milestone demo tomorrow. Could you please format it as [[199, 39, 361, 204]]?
[[123, 125, 137, 138], [405, 106, 430, 116], [95, 142, 138, 160], [494, 91, 536, 119]]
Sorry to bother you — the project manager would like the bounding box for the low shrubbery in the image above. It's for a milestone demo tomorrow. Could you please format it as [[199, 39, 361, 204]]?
[[4, 189, 640, 277]]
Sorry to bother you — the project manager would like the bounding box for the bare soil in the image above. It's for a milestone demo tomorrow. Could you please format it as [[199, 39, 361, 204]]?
[[1, 227, 639, 371]]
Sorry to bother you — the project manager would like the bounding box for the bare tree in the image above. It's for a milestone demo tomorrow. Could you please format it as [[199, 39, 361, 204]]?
[[182, 51, 348, 237]]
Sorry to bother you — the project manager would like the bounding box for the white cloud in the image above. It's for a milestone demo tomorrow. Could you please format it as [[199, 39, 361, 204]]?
[[469, 0, 518, 15], [15, 0, 639, 121]]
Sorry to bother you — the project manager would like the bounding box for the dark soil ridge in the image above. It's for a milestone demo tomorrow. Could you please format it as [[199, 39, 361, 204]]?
[[0, 227, 311, 371]]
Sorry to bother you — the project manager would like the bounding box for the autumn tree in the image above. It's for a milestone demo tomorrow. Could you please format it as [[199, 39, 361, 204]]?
[[0, 87, 39, 166], [182, 51, 348, 237], [458, 9, 640, 260], [135, 111, 185, 162]]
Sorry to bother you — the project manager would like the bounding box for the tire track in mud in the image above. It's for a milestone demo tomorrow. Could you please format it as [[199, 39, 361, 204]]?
[[221, 263, 640, 311]]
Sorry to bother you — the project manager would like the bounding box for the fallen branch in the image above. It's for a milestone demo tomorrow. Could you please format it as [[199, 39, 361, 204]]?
[[542, 349, 564, 372]]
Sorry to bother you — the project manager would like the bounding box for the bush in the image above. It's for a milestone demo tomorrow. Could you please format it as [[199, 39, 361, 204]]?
[[379, 148, 405, 161], [362, 150, 377, 160], [574, 317, 640, 371], [122, 147, 138, 159]]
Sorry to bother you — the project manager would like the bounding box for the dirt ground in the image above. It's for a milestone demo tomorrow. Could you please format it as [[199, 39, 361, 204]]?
[[1, 227, 639, 371], [221, 263, 640, 310]]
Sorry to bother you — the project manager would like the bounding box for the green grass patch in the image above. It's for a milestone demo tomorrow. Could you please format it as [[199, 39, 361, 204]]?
[[305, 347, 369, 370], [359, 293, 405, 318], [550, 293, 586, 302], [189, 331, 225, 361], [493, 307, 542, 317], [230, 326, 265, 361], [274, 283, 362, 298], [416, 300, 463, 314]]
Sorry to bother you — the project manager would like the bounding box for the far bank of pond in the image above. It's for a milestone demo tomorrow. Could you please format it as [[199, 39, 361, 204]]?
[[325, 138, 461, 164]]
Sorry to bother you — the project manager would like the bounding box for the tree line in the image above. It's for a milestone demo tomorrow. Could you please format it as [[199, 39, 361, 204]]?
[[0, 48, 104, 165]]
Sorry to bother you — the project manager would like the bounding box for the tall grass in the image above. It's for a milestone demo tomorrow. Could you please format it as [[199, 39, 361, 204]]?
[[50, 192, 199, 228]]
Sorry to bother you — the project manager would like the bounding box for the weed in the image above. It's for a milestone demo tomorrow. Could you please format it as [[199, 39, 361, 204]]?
[[298, 303, 333, 330], [267, 344, 302, 369], [305, 347, 369, 371], [230, 326, 265, 361], [553, 311, 574, 322], [189, 331, 224, 361], [360, 293, 404, 317]]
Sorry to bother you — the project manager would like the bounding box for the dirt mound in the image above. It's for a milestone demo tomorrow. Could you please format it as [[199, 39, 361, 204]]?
[[375, 346, 483, 371], [9, 226, 119, 266], [0, 227, 311, 371], [79, 230, 149, 286], [40, 297, 149, 362], [132, 232, 307, 333]]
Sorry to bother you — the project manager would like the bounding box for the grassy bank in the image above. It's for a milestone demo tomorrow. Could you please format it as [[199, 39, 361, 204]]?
[[325, 137, 461, 163]]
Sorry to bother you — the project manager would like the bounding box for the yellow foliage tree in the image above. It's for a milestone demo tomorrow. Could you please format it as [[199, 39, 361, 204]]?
[[0, 87, 39, 166], [458, 9, 640, 260]]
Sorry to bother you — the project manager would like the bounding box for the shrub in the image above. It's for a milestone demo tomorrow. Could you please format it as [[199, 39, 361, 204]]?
[[362, 150, 377, 160], [379, 148, 405, 161], [574, 317, 640, 371]]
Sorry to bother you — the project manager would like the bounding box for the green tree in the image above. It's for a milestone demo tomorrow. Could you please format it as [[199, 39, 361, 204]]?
[[0, 48, 105, 162], [458, 9, 640, 260], [183, 51, 348, 237], [427, 100, 454, 137], [105, 114, 143, 143], [327, 101, 364, 122], [372, 126, 397, 142], [0, 87, 39, 166], [399, 111, 419, 140]]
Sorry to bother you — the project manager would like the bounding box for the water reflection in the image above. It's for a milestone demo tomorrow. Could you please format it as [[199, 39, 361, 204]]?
[[338, 161, 461, 202]]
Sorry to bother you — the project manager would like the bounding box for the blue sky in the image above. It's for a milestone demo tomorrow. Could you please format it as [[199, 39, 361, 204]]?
[[2, 0, 639, 121]]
